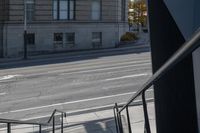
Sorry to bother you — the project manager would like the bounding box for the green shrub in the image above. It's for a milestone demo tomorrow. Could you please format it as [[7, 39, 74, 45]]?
[[120, 32, 138, 42]]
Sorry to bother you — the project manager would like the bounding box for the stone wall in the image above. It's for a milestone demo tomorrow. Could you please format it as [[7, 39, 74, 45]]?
[[0, 0, 8, 57], [4, 22, 128, 57], [8, 0, 128, 22], [3, 0, 128, 57]]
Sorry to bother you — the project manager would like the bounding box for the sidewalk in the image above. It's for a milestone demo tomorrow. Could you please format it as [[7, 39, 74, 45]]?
[[64, 102, 156, 133], [0, 44, 150, 65], [0, 102, 156, 133]]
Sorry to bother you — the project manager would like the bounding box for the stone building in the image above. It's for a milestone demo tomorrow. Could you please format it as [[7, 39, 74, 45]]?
[[0, 0, 128, 57], [0, 0, 8, 57]]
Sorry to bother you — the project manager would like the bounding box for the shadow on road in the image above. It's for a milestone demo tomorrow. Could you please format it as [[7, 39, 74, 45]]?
[[0, 46, 150, 70]]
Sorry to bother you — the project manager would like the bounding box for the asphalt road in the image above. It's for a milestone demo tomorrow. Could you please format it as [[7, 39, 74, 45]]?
[[0, 47, 152, 122]]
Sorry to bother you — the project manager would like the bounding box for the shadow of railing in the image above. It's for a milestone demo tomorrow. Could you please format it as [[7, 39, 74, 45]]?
[[54, 117, 116, 133], [83, 118, 115, 133]]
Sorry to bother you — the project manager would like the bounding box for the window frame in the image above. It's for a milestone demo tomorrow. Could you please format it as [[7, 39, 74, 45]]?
[[65, 32, 75, 45], [54, 33, 64, 47], [121, 0, 126, 21], [91, 0, 102, 21], [26, 0, 35, 22], [53, 0, 76, 20], [27, 33, 35, 45], [92, 32, 102, 49]]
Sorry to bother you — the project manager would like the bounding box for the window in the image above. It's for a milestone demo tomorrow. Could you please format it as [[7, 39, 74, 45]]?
[[27, 33, 35, 45], [53, 0, 75, 20], [26, 0, 35, 21], [66, 33, 75, 46], [121, 0, 125, 21], [92, 32, 102, 48], [54, 33, 63, 46], [91, 0, 101, 20]]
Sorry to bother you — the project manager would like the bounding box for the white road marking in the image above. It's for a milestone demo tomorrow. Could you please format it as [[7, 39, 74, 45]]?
[[0, 89, 153, 115], [51, 60, 150, 73], [0, 60, 150, 78], [101, 81, 148, 90], [0, 92, 7, 96], [0, 56, 150, 76], [60, 62, 151, 76], [105, 73, 150, 81], [0, 75, 22, 81], [21, 98, 154, 121]]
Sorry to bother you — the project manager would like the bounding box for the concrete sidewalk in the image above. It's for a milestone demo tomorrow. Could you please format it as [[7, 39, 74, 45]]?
[[0, 44, 150, 65], [63, 102, 156, 133], [0, 102, 156, 133]]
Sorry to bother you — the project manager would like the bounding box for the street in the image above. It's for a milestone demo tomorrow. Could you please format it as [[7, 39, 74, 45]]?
[[0, 47, 152, 122]]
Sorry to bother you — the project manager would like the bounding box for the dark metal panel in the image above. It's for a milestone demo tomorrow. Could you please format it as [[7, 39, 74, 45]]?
[[148, 0, 198, 133]]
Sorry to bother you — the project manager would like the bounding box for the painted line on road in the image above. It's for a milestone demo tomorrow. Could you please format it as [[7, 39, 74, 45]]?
[[0, 89, 153, 115], [60, 62, 151, 76], [105, 73, 150, 81], [0, 75, 22, 81], [0, 92, 7, 96], [21, 98, 154, 121], [0, 60, 150, 78], [53, 59, 151, 73], [54, 60, 151, 74]]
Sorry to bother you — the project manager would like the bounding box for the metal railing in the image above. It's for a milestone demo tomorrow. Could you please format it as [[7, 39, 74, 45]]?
[[113, 28, 200, 133], [47, 109, 67, 133], [0, 109, 67, 133], [0, 118, 45, 133]]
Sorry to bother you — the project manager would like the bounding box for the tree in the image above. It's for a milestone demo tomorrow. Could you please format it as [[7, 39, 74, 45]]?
[[128, 0, 147, 31]]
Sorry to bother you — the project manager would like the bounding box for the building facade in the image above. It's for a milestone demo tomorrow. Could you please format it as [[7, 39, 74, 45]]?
[[0, 0, 8, 57], [0, 0, 128, 57]]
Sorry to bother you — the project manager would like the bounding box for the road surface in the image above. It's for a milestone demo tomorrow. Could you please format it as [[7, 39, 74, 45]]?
[[0, 47, 152, 121]]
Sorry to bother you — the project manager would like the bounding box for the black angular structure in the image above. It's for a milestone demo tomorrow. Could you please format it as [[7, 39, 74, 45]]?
[[148, 0, 199, 132]]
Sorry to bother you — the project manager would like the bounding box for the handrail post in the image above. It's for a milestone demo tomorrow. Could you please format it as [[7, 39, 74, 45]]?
[[7, 123, 11, 133], [53, 116, 55, 133], [114, 104, 119, 133], [142, 91, 151, 133], [61, 113, 64, 133], [115, 103, 123, 133], [126, 106, 132, 133], [118, 112, 123, 133], [39, 125, 42, 133]]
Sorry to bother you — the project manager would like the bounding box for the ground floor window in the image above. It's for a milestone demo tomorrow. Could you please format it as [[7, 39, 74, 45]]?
[[27, 33, 35, 45], [66, 33, 75, 47], [92, 32, 102, 48], [54, 33, 63, 47]]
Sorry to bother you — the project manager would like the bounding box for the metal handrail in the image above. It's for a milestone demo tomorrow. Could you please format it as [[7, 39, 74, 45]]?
[[0, 109, 67, 133], [48, 109, 67, 123], [47, 109, 67, 133], [0, 118, 46, 126], [0, 118, 46, 133], [114, 28, 200, 133], [120, 28, 200, 112]]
